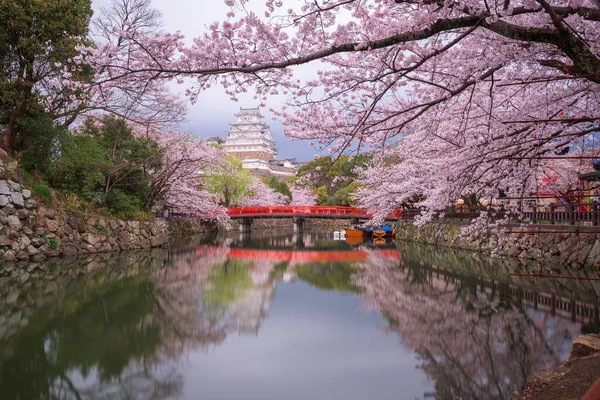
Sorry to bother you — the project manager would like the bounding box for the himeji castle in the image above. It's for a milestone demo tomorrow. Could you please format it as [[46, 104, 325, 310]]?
[[216, 107, 299, 178]]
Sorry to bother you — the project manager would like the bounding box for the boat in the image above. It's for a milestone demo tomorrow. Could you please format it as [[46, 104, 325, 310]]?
[[344, 228, 368, 237], [344, 226, 395, 238], [373, 226, 395, 237]]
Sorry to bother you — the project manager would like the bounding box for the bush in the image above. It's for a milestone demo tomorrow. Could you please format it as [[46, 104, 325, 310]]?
[[48, 237, 58, 250], [105, 190, 143, 220], [32, 183, 53, 205]]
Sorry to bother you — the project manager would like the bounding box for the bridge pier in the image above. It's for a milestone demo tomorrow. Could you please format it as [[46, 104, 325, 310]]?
[[293, 217, 305, 233], [239, 218, 253, 233]]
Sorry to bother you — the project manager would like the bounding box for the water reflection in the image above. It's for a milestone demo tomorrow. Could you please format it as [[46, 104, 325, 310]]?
[[0, 233, 598, 400]]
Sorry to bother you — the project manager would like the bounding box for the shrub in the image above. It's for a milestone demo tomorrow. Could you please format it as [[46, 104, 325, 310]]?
[[32, 183, 53, 205], [48, 237, 58, 250], [105, 189, 143, 220]]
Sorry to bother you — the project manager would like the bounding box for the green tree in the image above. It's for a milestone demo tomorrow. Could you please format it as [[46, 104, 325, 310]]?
[[205, 157, 253, 207], [264, 176, 292, 201], [295, 155, 371, 206], [0, 0, 93, 154], [48, 116, 161, 218]]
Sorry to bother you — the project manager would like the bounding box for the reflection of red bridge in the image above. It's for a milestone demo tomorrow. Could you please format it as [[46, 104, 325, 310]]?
[[203, 246, 401, 263]]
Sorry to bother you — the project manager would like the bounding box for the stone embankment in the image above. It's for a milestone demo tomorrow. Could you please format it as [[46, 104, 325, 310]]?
[[251, 218, 351, 230], [395, 221, 600, 269], [0, 178, 168, 263], [513, 334, 600, 400]]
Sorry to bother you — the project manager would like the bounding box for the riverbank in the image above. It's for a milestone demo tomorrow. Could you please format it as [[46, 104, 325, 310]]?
[[513, 334, 600, 400], [395, 221, 600, 269]]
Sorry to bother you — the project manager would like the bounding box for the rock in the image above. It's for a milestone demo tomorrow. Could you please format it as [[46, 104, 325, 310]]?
[[3, 250, 15, 261], [15, 209, 28, 220], [18, 271, 30, 282], [570, 334, 600, 360], [18, 235, 31, 249], [0, 235, 11, 246], [21, 226, 33, 237], [43, 249, 59, 257], [7, 180, 20, 191], [31, 254, 46, 262], [22, 189, 31, 199], [109, 220, 120, 231], [150, 233, 168, 247], [67, 213, 78, 229], [7, 215, 21, 230], [31, 237, 45, 247], [26, 245, 38, 255], [82, 244, 97, 253], [97, 219, 107, 228], [10, 192, 24, 208], [0, 195, 9, 207], [62, 245, 78, 255], [25, 199, 37, 209], [46, 219, 58, 232], [0, 181, 10, 195], [81, 233, 105, 246], [16, 251, 29, 261], [45, 209, 56, 220], [4, 204, 14, 214]]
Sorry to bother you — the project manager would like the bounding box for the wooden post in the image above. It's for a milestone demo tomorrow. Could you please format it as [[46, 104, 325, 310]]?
[[550, 203, 555, 225], [532, 205, 537, 224], [594, 201, 598, 226], [570, 203, 575, 225]]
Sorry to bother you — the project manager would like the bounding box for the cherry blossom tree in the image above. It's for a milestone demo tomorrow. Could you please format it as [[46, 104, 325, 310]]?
[[69, 0, 600, 221], [141, 128, 229, 222], [289, 184, 317, 206], [239, 177, 289, 206]]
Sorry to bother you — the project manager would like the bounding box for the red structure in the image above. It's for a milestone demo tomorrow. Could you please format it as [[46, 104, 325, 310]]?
[[227, 206, 402, 219]]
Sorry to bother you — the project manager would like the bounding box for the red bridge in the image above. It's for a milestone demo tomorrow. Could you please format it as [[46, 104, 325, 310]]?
[[166, 206, 402, 233]]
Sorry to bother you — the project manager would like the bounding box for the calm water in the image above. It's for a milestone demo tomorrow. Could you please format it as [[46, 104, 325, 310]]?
[[0, 231, 599, 400]]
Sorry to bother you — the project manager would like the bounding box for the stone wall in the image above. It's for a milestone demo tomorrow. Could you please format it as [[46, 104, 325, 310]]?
[[0, 179, 168, 262], [395, 221, 600, 269], [248, 218, 351, 230]]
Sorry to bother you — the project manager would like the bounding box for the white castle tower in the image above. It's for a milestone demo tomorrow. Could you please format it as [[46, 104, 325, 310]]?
[[223, 107, 277, 164]]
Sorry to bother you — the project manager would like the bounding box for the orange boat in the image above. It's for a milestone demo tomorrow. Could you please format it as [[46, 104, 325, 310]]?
[[344, 228, 368, 237]]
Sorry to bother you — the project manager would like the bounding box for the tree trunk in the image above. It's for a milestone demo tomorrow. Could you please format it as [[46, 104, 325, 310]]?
[[2, 104, 25, 155]]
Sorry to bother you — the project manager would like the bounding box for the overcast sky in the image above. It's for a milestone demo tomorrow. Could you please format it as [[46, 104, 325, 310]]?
[[92, 0, 319, 161]]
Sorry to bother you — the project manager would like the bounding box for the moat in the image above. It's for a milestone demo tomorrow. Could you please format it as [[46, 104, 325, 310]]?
[[0, 232, 598, 400]]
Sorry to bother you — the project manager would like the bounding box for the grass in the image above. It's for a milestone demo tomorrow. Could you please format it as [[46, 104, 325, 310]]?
[[32, 182, 53, 205], [48, 237, 58, 250]]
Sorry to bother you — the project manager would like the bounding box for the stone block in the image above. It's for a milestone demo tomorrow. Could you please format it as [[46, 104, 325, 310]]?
[[3, 250, 15, 261], [15, 209, 28, 220], [7, 181, 20, 191], [0, 195, 8, 207], [150, 233, 168, 247], [10, 192, 24, 208], [0, 181, 10, 195], [22, 189, 31, 199], [7, 215, 21, 230]]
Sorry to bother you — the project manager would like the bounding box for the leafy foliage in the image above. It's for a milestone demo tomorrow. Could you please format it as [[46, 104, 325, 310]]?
[[205, 157, 253, 207], [47, 116, 161, 218], [295, 155, 371, 206], [32, 183, 53, 205]]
